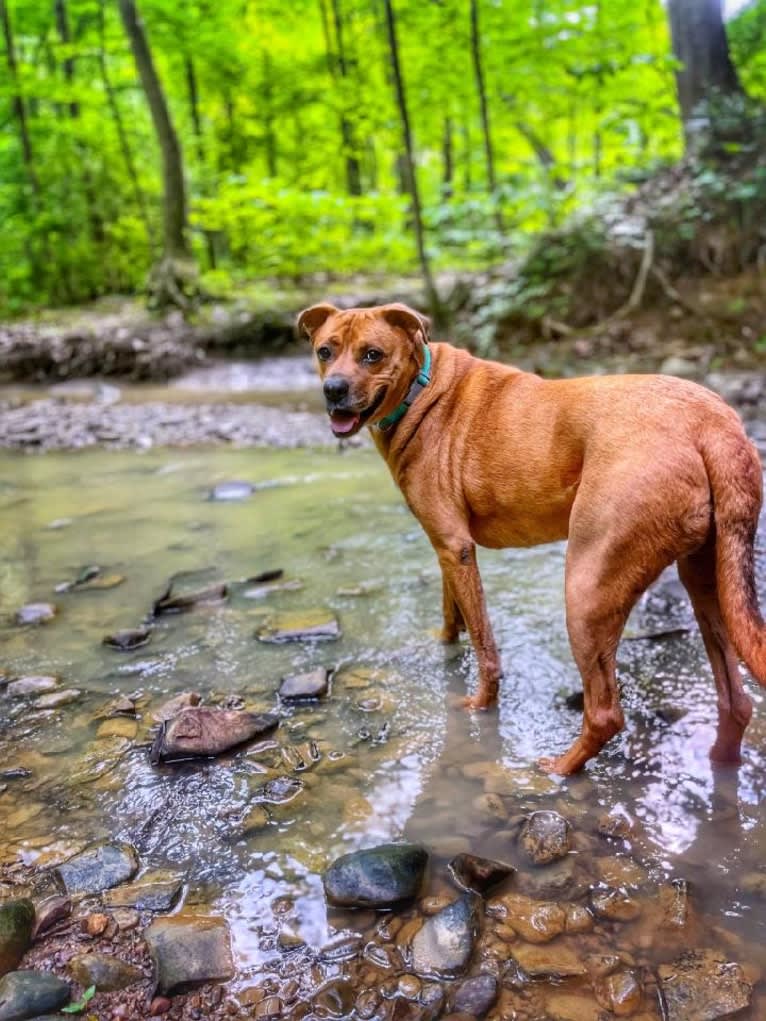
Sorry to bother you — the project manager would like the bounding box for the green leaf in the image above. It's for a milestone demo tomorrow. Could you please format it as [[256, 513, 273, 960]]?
[[62, 986, 96, 1014]]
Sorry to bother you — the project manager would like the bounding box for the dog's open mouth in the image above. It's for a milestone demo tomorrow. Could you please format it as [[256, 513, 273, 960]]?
[[329, 388, 386, 437]]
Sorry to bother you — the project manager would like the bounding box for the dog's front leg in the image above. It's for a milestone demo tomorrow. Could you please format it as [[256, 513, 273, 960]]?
[[435, 538, 502, 709]]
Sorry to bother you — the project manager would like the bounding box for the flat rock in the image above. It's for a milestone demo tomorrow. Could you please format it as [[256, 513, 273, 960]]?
[[209, 480, 254, 501], [32, 690, 81, 710], [518, 811, 572, 865], [0, 970, 70, 1020], [103, 627, 151, 651], [151, 692, 201, 723], [153, 583, 227, 616], [150, 708, 279, 763], [55, 841, 139, 895], [103, 871, 183, 911], [0, 901, 35, 976], [658, 949, 752, 1021], [411, 894, 480, 978], [68, 952, 143, 991], [448, 853, 514, 896], [5, 677, 58, 699], [512, 942, 586, 978], [256, 610, 341, 644], [323, 843, 428, 908], [590, 886, 641, 922], [145, 915, 234, 996], [279, 668, 330, 701], [15, 604, 56, 626]]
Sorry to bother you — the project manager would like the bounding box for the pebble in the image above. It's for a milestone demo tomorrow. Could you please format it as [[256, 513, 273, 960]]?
[[15, 603, 57, 626], [519, 811, 572, 865]]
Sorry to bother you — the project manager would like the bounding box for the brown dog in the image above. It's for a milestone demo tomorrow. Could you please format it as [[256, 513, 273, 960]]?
[[298, 302, 766, 774]]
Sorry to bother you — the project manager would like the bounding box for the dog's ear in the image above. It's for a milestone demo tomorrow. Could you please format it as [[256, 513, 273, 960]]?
[[380, 303, 431, 344], [296, 304, 338, 341]]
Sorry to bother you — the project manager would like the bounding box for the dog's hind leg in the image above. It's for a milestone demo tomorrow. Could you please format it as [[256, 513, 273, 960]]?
[[541, 532, 674, 775], [440, 574, 466, 643], [679, 539, 753, 764]]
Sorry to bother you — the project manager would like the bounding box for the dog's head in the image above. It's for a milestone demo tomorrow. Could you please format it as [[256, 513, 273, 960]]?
[[297, 303, 431, 438]]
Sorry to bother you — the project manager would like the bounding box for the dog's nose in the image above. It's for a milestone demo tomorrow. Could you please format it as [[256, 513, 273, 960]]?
[[323, 376, 350, 404]]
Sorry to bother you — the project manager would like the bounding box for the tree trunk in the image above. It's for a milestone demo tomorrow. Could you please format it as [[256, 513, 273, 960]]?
[[117, 0, 196, 308], [442, 116, 453, 197], [318, 0, 362, 196], [261, 50, 278, 177], [667, 0, 745, 135], [97, 0, 155, 249], [185, 55, 205, 164], [382, 0, 442, 322], [1, 0, 40, 198], [470, 0, 495, 193]]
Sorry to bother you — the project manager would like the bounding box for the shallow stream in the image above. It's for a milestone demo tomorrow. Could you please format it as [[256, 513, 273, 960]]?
[[1, 429, 766, 1018]]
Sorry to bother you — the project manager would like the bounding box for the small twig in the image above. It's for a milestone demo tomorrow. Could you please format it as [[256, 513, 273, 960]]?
[[649, 264, 703, 317]]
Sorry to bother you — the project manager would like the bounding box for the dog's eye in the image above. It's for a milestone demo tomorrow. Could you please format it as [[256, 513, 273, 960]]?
[[316, 346, 332, 362], [363, 349, 383, 364]]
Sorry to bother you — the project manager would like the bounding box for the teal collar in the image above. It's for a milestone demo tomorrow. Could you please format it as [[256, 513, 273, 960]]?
[[377, 343, 432, 432]]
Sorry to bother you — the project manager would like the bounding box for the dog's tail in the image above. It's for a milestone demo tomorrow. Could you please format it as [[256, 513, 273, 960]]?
[[701, 423, 766, 683]]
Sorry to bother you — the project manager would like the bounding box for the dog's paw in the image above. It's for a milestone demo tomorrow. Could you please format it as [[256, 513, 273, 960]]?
[[537, 755, 571, 776], [462, 694, 492, 711]]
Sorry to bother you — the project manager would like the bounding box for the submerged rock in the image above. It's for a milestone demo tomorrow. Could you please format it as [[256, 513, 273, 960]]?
[[252, 776, 304, 805], [103, 627, 152, 651], [152, 582, 227, 616], [488, 893, 566, 944], [15, 603, 56, 627], [145, 915, 234, 996], [658, 949, 753, 1021], [411, 894, 481, 978], [256, 610, 341, 644], [209, 481, 254, 501], [452, 974, 498, 1017], [512, 942, 586, 978], [590, 885, 641, 922], [323, 844, 428, 908], [32, 689, 81, 710], [104, 871, 184, 912], [279, 667, 331, 701], [448, 853, 514, 896], [0, 970, 70, 1020], [150, 708, 279, 763], [594, 969, 643, 1016], [0, 900, 34, 976], [5, 677, 58, 699], [518, 811, 572, 866], [68, 952, 143, 991], [56, 841, 139, 895]]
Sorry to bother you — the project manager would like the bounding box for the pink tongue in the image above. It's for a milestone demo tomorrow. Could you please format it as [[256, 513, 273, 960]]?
[[331, 413, 359, 435]]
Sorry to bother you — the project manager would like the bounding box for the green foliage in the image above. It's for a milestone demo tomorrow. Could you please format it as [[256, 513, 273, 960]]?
[[62, 985, 96, 1014], [0, 0, 760, 316]]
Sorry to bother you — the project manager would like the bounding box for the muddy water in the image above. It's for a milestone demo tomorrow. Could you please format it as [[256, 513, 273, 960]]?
[[1, 438, 766, 1017]]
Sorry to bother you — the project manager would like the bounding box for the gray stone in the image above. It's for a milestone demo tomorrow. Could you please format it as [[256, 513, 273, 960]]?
[[103, 628, 151, 651], [209, 481, 254, 501], [658, 949, 752, 1021], [55, 842, 139, 895], [518, 811, 572, 865], [279, 668, 330, 701], [32, 690, 81, 711], [452, 974, 498, 1017], [0, 901, 34, 977], [68, 952, 143, 991], [323, 843, 428, 908], [411, 894, 480, 979], [515, 855, 584, 900], [5, 677, 58, 699], [0, 970, 70, 1020], [145, 915, 234, 996], [103, 871, 183, 912], [15, 604, 56, 627]]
